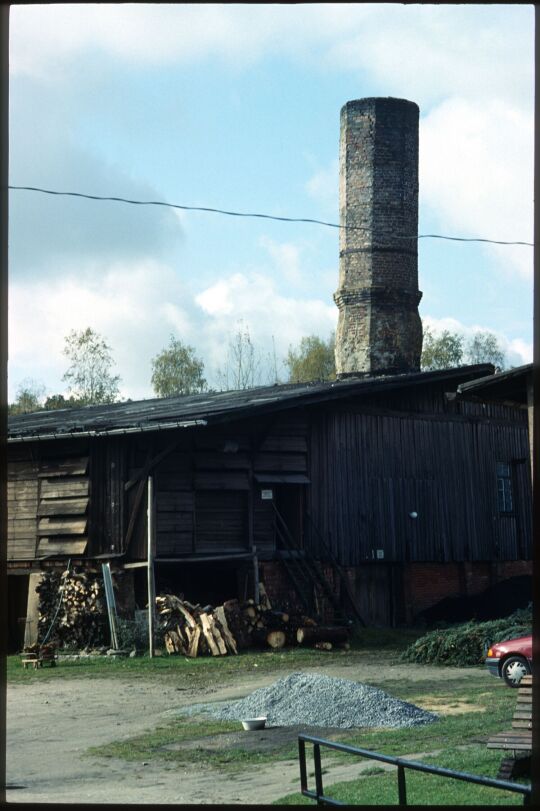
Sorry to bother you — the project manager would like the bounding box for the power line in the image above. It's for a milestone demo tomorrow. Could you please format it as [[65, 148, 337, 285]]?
[[8, 185, 534, 247]]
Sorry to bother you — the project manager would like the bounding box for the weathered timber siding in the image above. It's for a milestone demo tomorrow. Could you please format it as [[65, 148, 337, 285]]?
[[89, 438, 125, 556], [127, 417, 310, 559], [309, 408, 531, 566], [7, 449, 39, 560], [8, 440, 92, 561]]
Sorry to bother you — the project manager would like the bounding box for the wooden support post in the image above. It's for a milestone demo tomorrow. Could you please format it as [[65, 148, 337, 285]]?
[[147, 476, 156, 658], [253, 546, 260, 605], [102, 563, 119, 650], [24, 572, 43, 649]]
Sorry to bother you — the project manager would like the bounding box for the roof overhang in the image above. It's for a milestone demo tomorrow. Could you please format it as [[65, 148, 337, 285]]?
[[457, 364, 532, 406]]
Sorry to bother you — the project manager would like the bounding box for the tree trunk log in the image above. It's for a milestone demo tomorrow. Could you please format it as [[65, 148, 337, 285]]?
[[266, 630, 286, 649], [296, 626, 349, 645]]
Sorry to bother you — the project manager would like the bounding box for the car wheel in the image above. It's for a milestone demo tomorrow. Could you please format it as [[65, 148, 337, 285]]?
[[501, 656, 531, 688]]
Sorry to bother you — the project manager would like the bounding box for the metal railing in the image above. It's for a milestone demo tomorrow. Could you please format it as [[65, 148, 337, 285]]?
[[298, 734, 532, 806]]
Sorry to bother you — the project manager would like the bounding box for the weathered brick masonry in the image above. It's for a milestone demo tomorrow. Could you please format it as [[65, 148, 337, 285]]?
[[262, 559, 532, 627], [335, 97, 423, 377]]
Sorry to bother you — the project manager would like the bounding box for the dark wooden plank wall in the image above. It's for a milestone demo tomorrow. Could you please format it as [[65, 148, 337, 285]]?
[[127, 418, 311, 559], [8, 440, 92, 561], [89, 438, 125, 556], [359, 386, 528, 422], [7, 448, 39, 560], [309, 407, 531, 566], [36, 440, 90, 558]]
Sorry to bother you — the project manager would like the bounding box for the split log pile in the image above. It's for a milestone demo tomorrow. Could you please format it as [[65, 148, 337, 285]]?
[[36, 568, 108, 650], [155, 594, 240, 657], [156, 583, 351, 657]]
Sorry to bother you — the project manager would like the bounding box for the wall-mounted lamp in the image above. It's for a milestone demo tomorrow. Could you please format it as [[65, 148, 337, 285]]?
[[409, 511, 418, 519]]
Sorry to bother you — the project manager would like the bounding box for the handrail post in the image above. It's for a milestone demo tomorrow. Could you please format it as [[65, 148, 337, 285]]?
[[314, 743, 324, 803], [298, 738, 308, 793], [397, 763, 407, 805]]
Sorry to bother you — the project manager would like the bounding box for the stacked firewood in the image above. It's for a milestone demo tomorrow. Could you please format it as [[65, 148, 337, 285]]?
[[156, 594, 240, 657], [156, 583, 350, 656], [240, 598, 314, 649], [36, 569, 108, 650]]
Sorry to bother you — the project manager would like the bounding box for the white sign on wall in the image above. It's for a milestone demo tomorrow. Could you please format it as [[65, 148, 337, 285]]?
[[261, 489, 274, 500]]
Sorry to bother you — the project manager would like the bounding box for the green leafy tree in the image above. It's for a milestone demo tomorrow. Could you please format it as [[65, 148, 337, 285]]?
[[151, 336, 206, 397], [285, 334, 336, 383], [9, 379, 46, 415], [43, 393, 83, 410], [421, 326, 464, 371], [421, 324, 506, 373], [62, 327, 121, 405], [466, 331, 506, 372]]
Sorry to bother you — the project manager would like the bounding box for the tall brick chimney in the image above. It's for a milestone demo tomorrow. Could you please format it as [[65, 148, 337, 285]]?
[[334, 97, 423, 377]]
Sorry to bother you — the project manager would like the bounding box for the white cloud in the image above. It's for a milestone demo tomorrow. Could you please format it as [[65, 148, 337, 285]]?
[[420, 97, 534, 281], [8, 260, 195, 401], [10, 4, 378, 78], [259, 236, 304, 286], [9, 261, 338, 400], [11, 4, 532, 110], [324, 6, 533, 107], [305, 159, 338, 212], [195, 271, 337, 379]]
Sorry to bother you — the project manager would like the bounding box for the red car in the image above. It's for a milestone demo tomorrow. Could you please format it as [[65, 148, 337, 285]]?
[[485, 634, 532, 687]]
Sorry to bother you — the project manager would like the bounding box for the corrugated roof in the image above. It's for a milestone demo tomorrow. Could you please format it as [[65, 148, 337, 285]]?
[[8, 363, 494, 441]]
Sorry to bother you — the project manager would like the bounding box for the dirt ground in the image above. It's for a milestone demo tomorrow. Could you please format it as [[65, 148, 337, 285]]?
[[6, 658, 491, 805]]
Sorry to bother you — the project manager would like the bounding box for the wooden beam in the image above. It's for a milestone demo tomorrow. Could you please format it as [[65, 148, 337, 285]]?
[[123, 477, 146, 554], [124, 441, 181, 492], [38, 517, 87, 536]]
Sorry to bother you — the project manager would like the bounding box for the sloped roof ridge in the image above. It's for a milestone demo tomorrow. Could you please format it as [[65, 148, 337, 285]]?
[[8, 363, 494, 440]]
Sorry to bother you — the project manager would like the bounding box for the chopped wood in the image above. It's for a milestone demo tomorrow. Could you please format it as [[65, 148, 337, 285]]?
[[296, 626, 350, 645], [187, 626, 201, 657], [35, 568, 108, 650], [199, 613, 222, 656], [154, 589, 323, 658], [214, 606, 238, 654], [266, 630, 286, 649], [206, 614, 227, 656], [258, 582, 272, 610], [314, 641, 333, 651]]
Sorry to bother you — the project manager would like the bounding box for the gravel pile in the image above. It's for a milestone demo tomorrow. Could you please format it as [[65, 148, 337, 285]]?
[[188, 672, 438, 729]]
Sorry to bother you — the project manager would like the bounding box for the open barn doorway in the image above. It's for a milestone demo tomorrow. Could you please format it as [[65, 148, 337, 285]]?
[[134, 561, 248, 609], [274, 485, 305, 550]]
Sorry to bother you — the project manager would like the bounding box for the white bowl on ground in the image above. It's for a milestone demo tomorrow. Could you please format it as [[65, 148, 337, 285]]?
[[241, 717, 267, 731]]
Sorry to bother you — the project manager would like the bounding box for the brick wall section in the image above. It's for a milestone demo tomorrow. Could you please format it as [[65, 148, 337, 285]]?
[[261, 559, 532, 626], [334, 97, 423, 377], [403, 560, 533, 621], [260, 561, 340, 619]]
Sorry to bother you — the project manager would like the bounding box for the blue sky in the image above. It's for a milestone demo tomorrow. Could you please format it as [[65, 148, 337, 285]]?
[[8, 4, 534, 401]]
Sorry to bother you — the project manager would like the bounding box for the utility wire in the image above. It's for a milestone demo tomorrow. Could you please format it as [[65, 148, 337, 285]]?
[[8, 185, 534, 247]]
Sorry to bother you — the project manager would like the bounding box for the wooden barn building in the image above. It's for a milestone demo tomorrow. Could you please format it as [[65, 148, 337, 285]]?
[[7, 364, 532, 649], [6, 97, 533, 647]]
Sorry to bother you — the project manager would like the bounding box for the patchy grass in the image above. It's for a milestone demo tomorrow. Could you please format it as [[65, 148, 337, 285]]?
[[317, 681, 515, 765], [12, 631, 524, 799], [6, 626, 424, 688], [86, 714, 300, 772], [83, 673, 519, 783], [7, 633, 415, 688]]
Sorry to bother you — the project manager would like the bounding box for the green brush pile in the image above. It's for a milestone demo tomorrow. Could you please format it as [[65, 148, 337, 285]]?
[[400, 607, 532, 667]]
